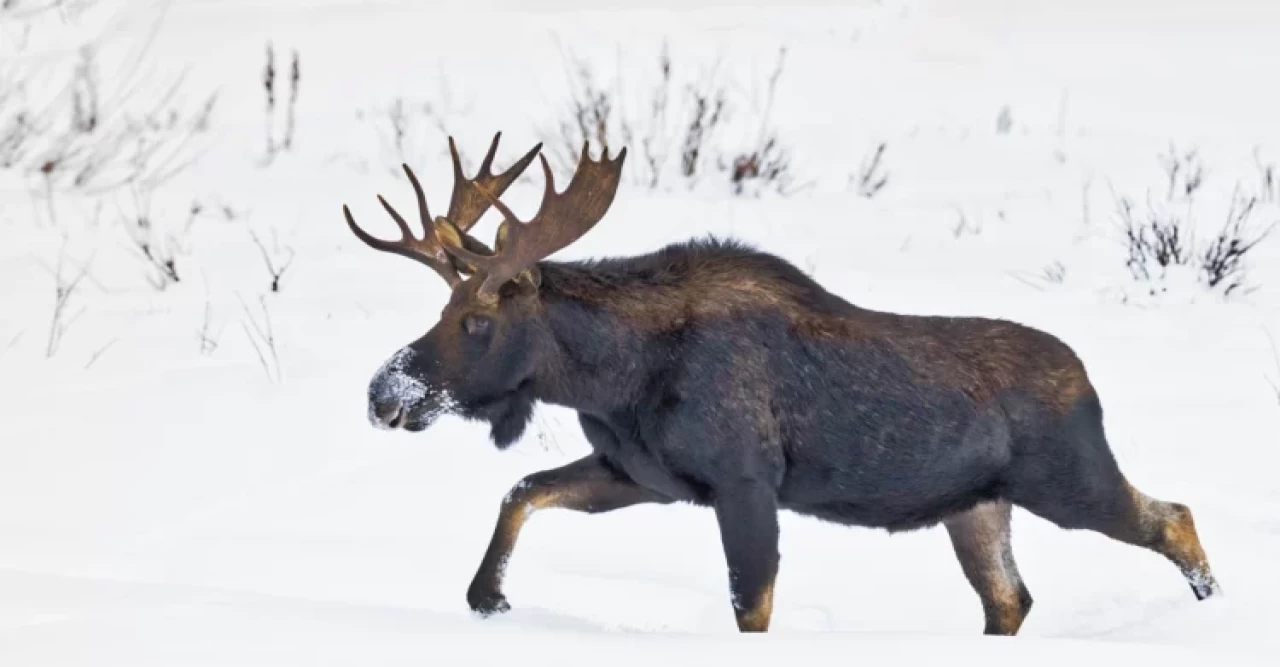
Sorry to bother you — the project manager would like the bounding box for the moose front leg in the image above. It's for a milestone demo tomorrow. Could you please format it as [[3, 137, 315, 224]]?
[[467, 453, 668, 616], [713, 482, 781, 632]]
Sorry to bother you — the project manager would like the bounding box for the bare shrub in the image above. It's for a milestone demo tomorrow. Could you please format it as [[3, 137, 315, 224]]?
[[728, 136, 794, 197], [1116, 150, 1275, 299], [263, 42, 276, 158], [1011, 260, 1068, 292], [284, 49, 300, 151], [262, 41, 301, 164], [249, 228, 296, 293], [363, 81, 470, 178], [1118, 195, 1191, 287], [120, 188, 184, 290], [197, 297, 222, 356], [541, 43, 799, 196], [0, 18, 218, 211], [1199, 188, 1275, 296], [1158, 144, 1205, 200], [722, 48, 802, 198], [952, 207, 982, 238], [1254, 148, 1277, 204], [41, 247, 91, 358], [240, 294, 282, 383], [850, 142, 889, 198]]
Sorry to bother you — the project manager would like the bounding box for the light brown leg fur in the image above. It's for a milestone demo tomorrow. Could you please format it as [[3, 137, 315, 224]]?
[[944, 501, 1034, 635], [1112, 483, 1221, 600]]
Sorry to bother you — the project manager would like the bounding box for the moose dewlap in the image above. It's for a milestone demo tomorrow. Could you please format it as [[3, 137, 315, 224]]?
[[342, 132, 1220, 634]]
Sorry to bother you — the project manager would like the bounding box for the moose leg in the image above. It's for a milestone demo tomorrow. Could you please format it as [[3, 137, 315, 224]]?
[[1097, 483, 1220, 601], [713, 482, 781, 632], [944, 501, 1033, 635], [466, 453, 669, 616]]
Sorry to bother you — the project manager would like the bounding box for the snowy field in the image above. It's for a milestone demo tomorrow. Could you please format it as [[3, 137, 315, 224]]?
[[3, 0, 1280, 664]]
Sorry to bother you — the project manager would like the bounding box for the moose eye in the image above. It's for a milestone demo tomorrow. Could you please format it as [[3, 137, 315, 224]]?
[[463, 315, 492, 337]]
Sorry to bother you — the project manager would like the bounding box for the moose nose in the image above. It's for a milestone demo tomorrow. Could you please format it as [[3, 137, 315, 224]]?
[[370, 397, 407, 430]]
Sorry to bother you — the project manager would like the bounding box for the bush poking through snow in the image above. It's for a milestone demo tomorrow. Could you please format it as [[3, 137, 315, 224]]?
[[727, 136, 795, 197], [0, 11, 218, 220], [1199, 190, 1276, 296], [197, 298, 222, 357], [249, 229, 296, 294], [1158, 145, 1205, 200], [1010, 261, 1068, 292], [721, 48, 802, 197], [1117, 149, 1276, 300], [262, 42, 301, 165], [542, 43, 799, 196], [363, 83, 470, 179], [41, 247, 92, 358], [850, 142, 889, 198], [120, 189, 184, 291], [1118, 196, 1190, 285], [1255, 149, 1277, 204], [240, 295, 283, 383]]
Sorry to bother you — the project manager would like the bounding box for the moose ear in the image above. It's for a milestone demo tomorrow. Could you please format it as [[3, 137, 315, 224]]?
[[433, 217, 485, 275], [517, 267, 541, 290], [433, 216, 465, 250]]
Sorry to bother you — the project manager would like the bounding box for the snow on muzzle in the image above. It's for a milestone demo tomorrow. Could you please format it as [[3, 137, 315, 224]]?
[[366, 347, 455, 432]]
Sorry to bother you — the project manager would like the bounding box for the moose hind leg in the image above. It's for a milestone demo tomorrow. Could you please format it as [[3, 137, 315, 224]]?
[[944, 501, 1033, 635], [1024, 479, 1221, 601], [1006, 393, 1220, 602], [467, 454, 670, 616]]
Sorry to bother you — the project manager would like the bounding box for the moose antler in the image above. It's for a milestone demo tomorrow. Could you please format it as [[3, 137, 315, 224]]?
[[437, 142, 627, 300], [342, 132, 542, 286]]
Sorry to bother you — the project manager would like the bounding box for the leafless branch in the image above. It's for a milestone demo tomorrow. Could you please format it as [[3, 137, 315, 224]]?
[[851, 142, 889, 198], [248, 228, 295, 293], [263, 40, 276, 162], [197, 295, 221, 356], [239, 294, 282, 383], [40, 245, 92, 357], [0, 330, 24, 359], [84, 337, 117, 369], [120, 187, 182, 290], [283, 49, 299, 151]]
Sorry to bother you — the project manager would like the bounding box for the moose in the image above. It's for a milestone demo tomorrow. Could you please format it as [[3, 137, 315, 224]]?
[[342, 133, 1220, 635]]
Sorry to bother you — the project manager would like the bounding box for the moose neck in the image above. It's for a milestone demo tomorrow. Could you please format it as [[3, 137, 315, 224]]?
[[530, 262, 662, 416]]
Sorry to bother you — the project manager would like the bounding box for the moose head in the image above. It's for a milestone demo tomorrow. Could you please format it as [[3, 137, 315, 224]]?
[[343, 134, 626, 446]]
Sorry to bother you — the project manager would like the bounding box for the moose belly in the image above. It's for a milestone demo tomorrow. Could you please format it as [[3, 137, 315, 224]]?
[[578, 413, 707, 503], [777, 398, 1014, 532]]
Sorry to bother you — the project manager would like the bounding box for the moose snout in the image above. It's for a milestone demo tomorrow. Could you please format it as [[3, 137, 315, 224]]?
[[365, 347, 442, 432], [370, 396, 407, 430]]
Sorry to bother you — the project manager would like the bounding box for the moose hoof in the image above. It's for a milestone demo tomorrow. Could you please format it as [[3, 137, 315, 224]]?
[[467, 588, 511, 617]]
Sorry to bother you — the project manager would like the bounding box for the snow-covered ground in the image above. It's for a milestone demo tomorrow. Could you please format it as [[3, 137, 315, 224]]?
[[2, 0, 1279, 664]]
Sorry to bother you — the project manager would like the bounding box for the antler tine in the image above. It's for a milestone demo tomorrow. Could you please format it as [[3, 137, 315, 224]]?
[[438, 141, 627, 299], [400, 163, 434, 239], [444, 132, 543, 234], [341, 167, 463, 286]]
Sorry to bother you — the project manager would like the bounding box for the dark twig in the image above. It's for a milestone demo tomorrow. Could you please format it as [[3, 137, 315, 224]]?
[[249, 229, 296, 293]]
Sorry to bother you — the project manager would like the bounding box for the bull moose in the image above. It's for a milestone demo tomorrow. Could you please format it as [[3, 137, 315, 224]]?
[[342, 133, 1220, 635]]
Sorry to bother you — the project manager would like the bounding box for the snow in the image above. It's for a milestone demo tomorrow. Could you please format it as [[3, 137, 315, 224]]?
[[2, 0, 1280, 664]]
